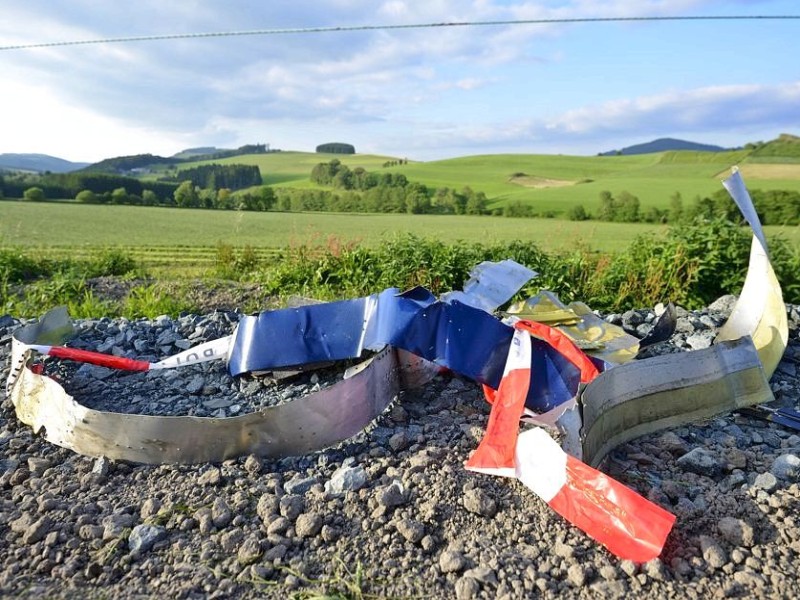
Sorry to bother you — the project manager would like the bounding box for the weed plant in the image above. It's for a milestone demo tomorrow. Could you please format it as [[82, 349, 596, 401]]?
[[258, 220, 800, 312]]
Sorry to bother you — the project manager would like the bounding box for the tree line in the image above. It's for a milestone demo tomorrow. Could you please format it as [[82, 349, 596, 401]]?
[[567, 188, 800, 226], [162, 164, 262, 191]]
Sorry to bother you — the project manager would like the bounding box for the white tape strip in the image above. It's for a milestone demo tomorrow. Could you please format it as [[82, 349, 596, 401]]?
[[514, 427, 567, 502], [151, 335, 233, 369]]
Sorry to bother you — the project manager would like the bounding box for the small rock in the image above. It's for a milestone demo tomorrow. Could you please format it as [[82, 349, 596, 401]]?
[[463, 488, 497, 518], [620, 560, 638, 577], [211, 498, 232, 528], [377, 480, 406, 509], [676, 447, 724, 477], [699, 535, 727, 569], [279, 495, 304, 521], [686, 332, 714, 350], [644, 558, 667, 581], [267, 516, 290, 535], [264, 543, 288, 561], [128, 524, 167, 554], [295, 513, 323, 538], [237, 536, 263, 565], [657, 432, 690, 455], [220, 529, 245, 553], [754, 472, 778, 492], [198, 467, 222, 486], [284, 476, 318, 495], [771, 454, 800, 481], [27, 457, 51, 475], [554, 539, 575, 559], [396, 519, 425, 543], [325, 464, 367, 495], [243, 455, 262, 475], [455, 576, 480, 600], [439, 550, 466, 574], [718, 517, 755, 547], [256, 494, 279, 523], [91, 457, 111, 477], [463, 566, 497, 585], [23, 516, 53, 545], [185, 375, 205, 394], [140, 498, 162, 521], [567, 563, 588, 587], [388, 432, 409, 452], [78, 525, 104, 540]]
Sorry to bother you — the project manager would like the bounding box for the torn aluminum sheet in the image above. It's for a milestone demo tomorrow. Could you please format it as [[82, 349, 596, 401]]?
[[229, 257, 536, 377], [9, 307, 439, 464], [230, 286, 590, 415], [713, 172, 787, 378], [506, 290, 641, 365], [440, 259, 537, 312], [637, 303, 678, 351], [580, 336, 773, 467]]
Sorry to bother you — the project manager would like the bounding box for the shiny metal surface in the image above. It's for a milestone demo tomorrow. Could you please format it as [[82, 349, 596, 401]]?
[[581, 336, 773, 467], [9, 308, 438, 464]]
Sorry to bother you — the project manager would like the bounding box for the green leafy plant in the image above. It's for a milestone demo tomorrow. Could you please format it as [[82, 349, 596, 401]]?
[[122, 284, 196, 319]]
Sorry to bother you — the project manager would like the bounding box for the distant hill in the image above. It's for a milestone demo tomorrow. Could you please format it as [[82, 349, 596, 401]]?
[[171, 147, 229, 159], [748, 133, 800, 159], [82, 144, 273, 174], [600, 138, 729, 156], [79, 153, 179, 174], [0, 153, 90, 173]]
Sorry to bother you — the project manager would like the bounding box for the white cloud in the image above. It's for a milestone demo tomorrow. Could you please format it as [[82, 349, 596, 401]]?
[[0, 1, 796, 160]]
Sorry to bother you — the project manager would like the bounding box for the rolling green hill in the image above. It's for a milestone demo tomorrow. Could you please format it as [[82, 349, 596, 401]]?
[[172, 141, 800, 217]]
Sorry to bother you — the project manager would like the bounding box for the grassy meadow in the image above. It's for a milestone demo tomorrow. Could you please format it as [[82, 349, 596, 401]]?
[[5, 144, 800, 280], [3, 199, 800, 280], [174, 148, 800, 216]]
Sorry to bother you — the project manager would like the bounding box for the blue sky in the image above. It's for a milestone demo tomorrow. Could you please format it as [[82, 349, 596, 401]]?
[[1, 1, 798, 162]]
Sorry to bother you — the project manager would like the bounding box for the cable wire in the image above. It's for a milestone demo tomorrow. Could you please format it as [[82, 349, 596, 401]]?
[[1, 15, 799, 52]]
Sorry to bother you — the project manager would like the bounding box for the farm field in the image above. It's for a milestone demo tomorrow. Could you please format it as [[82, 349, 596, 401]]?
[[3, 200, 800, 276], [176, 149, 800, 215]]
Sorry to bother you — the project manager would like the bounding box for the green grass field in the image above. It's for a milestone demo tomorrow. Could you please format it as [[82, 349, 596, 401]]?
[[0, 200, 665, 252], [3, 200, 800, 278], [173, 149, 800, 216]]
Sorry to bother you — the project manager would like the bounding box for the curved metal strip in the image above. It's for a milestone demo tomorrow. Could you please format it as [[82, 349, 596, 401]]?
[[713, 168, 788, 379], [9, 310, 438, 464], [714, 236, 788, 379], [581, 336, 773, 467]]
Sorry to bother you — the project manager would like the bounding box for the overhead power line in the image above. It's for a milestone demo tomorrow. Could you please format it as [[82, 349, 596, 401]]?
[[1, 15, 798, 52]]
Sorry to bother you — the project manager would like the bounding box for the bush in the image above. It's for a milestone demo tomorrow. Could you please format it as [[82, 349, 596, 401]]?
[[257, 221, 800, 312], [567, 205, 590, 221], [23, 187, 45, 202]]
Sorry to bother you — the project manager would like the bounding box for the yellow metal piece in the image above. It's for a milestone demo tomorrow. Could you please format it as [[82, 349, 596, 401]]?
[[714, 236, 788, 379], [507, 291, 640, 365]]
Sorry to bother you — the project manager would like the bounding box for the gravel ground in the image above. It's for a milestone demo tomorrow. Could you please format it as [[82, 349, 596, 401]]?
[[3, 295, 800, 599]]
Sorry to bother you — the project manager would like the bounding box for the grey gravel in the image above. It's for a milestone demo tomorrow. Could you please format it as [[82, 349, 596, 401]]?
[[3, 298, 800, 598]]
